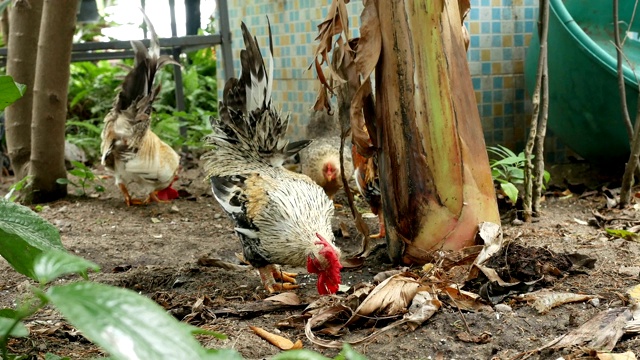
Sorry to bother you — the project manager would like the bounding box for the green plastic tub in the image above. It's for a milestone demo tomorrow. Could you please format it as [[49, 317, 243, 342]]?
[[525, 0, 640, 164]]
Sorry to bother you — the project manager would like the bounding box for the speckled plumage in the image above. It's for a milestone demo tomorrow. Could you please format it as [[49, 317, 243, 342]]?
[[203, 20, 341, 294]]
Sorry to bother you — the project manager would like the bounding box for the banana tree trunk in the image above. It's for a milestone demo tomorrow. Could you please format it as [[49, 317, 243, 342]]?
[[374, 0, 499, 264]]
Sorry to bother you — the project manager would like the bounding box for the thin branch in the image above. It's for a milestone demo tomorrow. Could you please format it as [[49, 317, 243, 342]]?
[[619, 86, 640, 206], [524, 0, 549, 221], [614, 0, 634, 141]]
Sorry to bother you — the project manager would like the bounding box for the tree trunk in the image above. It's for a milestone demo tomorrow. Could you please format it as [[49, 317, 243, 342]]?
[[4, 0, 43, 180], [375, 0, 500, 264], [28, 0, 78, 203]]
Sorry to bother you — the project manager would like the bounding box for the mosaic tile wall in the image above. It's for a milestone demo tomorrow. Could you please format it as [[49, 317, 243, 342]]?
[[216, 0, 568, 162]]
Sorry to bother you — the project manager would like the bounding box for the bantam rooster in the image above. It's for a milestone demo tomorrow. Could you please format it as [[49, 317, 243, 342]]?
[[299, 111, 354, 204], [100, 13, 180, 206], [203, 20, 343, 295]]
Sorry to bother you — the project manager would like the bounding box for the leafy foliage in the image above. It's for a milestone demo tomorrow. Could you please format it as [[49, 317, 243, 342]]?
[[4, 175, 32, 202], [487, 145, 550, 204], [56, 160, 105, 196], [0, 76, 26, 111]]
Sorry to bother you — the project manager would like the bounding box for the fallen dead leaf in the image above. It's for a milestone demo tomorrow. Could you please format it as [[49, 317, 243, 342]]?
[[405, 290, 441, 330], [596, 352, 637, 360], [196, 257, 249, 271], [549, 308, 632, 352], [524, 290, 597, 314], [456, 331, 492, 344], [472, 222, 502, 269], [249, 326, 298, 350], [151, 217, 161, 223], [627, 284, 640, 305], [347, 274, 420, 325], [264, 293, 301, 306]]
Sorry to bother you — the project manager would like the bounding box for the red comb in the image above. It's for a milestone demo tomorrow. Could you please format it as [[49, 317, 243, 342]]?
[[156, 183, 179, 201]]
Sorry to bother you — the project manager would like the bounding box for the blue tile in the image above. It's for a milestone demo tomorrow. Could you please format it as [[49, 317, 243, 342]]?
[[502, 0, 513, 6], [493, 90, 503, 102], [481, 0, 490, 5], [471, 0, 480, 6], [493, 77, 503, 89], [492, 8, 501, 20], [492, 35, 502, 46], [494, 117, 504, 128], [515, 89, 525, 101], [525, 21, 534, 32], [492, 22, 501, 33], [483, 91, 492, 103], [494, 129, 504, 142], [469, 8, 480, 20], [481, 22, 491, 33], [515, 21, 524, 33], [472, 77, 481, 90], [471, 35, 480, 47], [469, 49, 480, 61], [524, 8, 534, 20], [514, 34, 524, 46], [504, 103, 514, 115], [482, 104, 493, 116], [482, 63, 491, 74]]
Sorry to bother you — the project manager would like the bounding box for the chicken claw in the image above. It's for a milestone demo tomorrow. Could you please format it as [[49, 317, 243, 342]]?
[[259, 265, 299, 293], [268, 283, 300, 293], [147, 192, 170, 204], [273, 270, 298, 284], [333, 202, 343, 210]]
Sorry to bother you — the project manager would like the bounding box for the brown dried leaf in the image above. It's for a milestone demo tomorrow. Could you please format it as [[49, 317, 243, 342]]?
[[443, 286, 492, 312], [525, 290, 597, 314], [457, 331, 492, 344], [405, 290, 441, 330], [347, 274, 420, 325], [264, 293, 301, 306], [307, 304, 353, 330], [550, 308, 632, 352], [350, 78, 376, 157], [355, 0, 381, 79], [249, 326, 296, 350]]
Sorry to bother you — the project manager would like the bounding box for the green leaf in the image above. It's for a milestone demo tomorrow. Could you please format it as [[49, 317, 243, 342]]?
[[500, 182, 519, 204], [0, 316, 29, 338], [0, 75, 26, 111], [70, 161, 89, 171], [543, 170, 551, 184], [605, 228, 640, 241], [46, 282, 230, 360], [272, 350, 332, 360], [44, 353, 72, 360], [189, 327, 227, 340], [33, 250, 100, 284], [56, 178, 71, 185], [0, 199, 64, 280], [337, 344, 368, 360], [69, 169, 87, 178]]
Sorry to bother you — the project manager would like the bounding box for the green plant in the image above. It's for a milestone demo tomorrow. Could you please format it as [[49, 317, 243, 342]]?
[[4, 175, 32, 202], [56, 160, 105, 196], [0, 198, 242, 360], [487, 145, 550, 204]]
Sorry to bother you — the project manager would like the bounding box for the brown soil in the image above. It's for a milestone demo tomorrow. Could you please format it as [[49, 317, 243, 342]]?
[[1, 163, 639, 360]]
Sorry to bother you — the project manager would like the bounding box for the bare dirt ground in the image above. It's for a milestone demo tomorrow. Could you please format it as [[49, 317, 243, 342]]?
[[1, 161, 639, 360]]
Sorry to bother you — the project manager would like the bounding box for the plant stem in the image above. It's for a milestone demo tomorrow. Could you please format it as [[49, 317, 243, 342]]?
[[524, 0, 549, 221], [615, 0, 634, 142]]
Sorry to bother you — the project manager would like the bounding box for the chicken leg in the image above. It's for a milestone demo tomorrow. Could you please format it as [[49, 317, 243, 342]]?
[[370, 213, 386, 239], [118, 183, 144, 206], [258, 264, 299, 293]]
